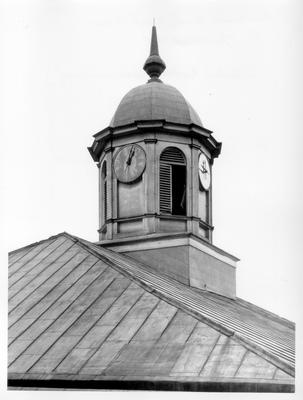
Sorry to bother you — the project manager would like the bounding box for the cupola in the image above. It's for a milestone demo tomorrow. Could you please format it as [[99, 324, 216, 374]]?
[[88, 25, 238, 299]]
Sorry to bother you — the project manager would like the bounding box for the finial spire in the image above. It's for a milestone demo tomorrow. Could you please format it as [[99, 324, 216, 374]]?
[[143, 25, 166, 81]]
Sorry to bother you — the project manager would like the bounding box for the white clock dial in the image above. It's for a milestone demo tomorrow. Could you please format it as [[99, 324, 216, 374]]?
[[114, 144, 146, 183], [198, 152, 211, 190]]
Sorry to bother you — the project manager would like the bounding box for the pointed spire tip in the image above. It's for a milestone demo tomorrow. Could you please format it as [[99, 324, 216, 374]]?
[[143, 25, 166, 81]]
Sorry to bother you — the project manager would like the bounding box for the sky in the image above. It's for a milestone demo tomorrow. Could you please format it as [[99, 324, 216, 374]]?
[[1, 0, 303, 396]]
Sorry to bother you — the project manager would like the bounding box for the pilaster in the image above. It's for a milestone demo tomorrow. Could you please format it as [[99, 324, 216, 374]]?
[[144, 138, 158, 234]]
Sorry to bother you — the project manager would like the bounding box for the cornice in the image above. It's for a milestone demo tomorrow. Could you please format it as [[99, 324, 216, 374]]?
[[88, 120, 221, 162]]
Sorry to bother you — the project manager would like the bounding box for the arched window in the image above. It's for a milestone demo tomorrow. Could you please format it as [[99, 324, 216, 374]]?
[[159, 147, 186, 216], [101, 161, 108, 222]]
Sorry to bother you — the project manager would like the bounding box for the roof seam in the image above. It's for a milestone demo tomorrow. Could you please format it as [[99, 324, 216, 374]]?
[[52, 277, 132, 374], [91, 253, 294, 349], [65, 234, 295, 377], [233, 349, 249, 378], [76, 285, 145, 375], [9, 239, 71, 296], [235, 297, 295, 329], [8, 251, 92, 342], [9, 232, 295, 378], [8, 232, 68, 256], [9, 239, 57, 277], [198, 333, 221, 376], [102, 294, 162, 374], [9, 246, 37, 267], [8, 247, 81, 322], [30, 267, 118, 374], [9, 258, 110, 370]]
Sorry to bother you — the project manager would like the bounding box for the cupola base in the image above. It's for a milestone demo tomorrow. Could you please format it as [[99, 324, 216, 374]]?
[[97, 233, 239, 299]]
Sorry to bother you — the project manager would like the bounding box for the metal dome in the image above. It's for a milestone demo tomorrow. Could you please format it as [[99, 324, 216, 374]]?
[[110, 81, 203, 128]]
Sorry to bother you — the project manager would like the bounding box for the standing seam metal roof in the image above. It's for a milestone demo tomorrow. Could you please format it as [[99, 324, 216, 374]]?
[[8, 232, 295, 385], [78, 235, 295, 375]]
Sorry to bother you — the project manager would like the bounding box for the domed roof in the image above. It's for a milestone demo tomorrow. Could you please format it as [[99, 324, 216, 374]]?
[[110, 25, 203, 129], [110, 81, 203, 128]]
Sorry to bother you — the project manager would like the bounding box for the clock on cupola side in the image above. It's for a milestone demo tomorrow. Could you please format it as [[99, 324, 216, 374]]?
[[89, 26, 238, 299]]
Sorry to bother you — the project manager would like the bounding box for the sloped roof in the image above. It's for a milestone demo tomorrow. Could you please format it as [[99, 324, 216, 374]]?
[[8, 232, 295, 391]]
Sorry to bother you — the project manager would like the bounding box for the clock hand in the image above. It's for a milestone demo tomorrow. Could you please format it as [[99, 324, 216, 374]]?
[[124, 158, 130, 172], [126, 146, 135, 165], [199, 167, 208, 174], [129, 147, 135, 164]]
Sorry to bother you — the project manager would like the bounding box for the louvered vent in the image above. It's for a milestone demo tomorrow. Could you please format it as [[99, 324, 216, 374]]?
[[160, 147, 186, 165], [104, 180, 108, 220], [101, 162, 108, 221], [159, 163, 172, 213], [160, 147, 186, 214]]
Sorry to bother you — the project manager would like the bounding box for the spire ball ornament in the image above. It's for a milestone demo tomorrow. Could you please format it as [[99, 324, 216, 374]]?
[[143, 25, 166, 81]]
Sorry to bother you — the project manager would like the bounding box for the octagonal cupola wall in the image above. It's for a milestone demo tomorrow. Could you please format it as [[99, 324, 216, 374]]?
[[88, 25, 238, 299]]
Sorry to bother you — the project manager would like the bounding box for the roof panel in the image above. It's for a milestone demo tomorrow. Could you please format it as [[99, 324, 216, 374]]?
[[8, 232, 295, 390], [79, 235, 294, 374], [235, 352, 277, 379], [9, 237, 59, 277], [9, 239, 75, 306]]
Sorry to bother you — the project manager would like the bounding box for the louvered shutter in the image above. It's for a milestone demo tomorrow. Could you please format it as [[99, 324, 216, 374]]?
[[101, 162, 108, 222], [159, 147, 186, 214], [103, 179, 108, 220], [160, 147, 185, 165], [159, 163, 172, 213]]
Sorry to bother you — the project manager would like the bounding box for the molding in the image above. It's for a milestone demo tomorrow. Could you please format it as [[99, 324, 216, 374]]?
[[144, 138, 158, 144], [88, 120, 221, 162], [189, 238, 237, 267], [136, 121, 165, 129], [199, 220, 214, 231], [144, 213, 158, 218], [99, 233, 238, 267], [189, 143, 201, 150], [93, 126, 112, 139], [101, 213, 212, 226], [97, 223, 107, 234], [104, 216, 143, 224]]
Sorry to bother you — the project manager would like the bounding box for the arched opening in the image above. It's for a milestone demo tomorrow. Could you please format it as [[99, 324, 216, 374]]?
[[159, 147, 186, 216], [101, 161, 107, 223]]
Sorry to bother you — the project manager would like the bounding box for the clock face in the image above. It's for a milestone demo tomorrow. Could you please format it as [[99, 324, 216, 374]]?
[[114, 144, 146, 183], [198, 152, 211, 190]]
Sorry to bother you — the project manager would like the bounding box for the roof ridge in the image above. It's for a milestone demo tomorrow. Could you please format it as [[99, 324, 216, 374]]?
[[235, 297, 295, 329], [8, 232, 69, 256]]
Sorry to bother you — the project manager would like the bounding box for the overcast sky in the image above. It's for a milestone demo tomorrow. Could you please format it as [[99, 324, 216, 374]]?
[[2, 0, 303, 333]]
